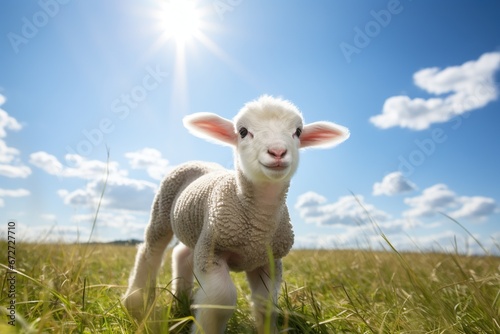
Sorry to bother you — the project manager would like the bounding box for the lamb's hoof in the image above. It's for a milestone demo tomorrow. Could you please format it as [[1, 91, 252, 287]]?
[[122, 288, 145, 320]]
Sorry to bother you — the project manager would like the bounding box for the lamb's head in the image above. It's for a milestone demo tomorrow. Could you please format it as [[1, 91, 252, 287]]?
[[183, 95, 350, 183]]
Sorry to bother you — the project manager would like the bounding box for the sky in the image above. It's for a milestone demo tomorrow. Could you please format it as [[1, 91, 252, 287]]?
[[1, 0, 499, 254]]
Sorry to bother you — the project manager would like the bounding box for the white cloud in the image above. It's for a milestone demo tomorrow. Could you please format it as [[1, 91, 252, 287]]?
[[404, 184, 458, 218], [294, 232, 349, 249], [58, 176, 157, 212], [293, 226, 487, 254], [0, 188, 30, 197], [63, 154, 125, 180], [370, 51, 500, 130], [404, 184, 497, 221], [59, 188, 94, 207], [16, 222, 93, 243], [103, 178, 156, 211], [28, 210, 149, 242], [71, 211, 147, 234], [0, 140, 19, 164], [0, 163, 31, 178], [386, 230, 462, 252], [0, 104, 22, 138], [0, 98, 31, 178], [57, 179, 156, 213], [30, 151, 125, 180], [29, 151, 63, 175], [293, 218, 422, 250], [125, 147, 170, 180], [294, 191, 327, 208], [31, 152, 158, 212], [450, 196, 497, 221], [295, 192, 390, 226], [373, 171, 417, 196], [40, 213, 57, 222], [0, 188, 30, 207], [294, 185, 498, 253]]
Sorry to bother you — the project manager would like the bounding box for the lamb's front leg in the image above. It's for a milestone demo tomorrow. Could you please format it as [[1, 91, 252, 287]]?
[[246, 259, 282, 334], [191, 256, 237, 334]]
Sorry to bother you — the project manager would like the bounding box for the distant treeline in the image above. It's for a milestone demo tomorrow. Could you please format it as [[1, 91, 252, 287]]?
[[83, 239, 143, 246]]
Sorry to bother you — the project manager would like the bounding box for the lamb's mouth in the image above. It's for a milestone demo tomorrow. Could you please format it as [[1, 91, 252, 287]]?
[[260, 162, 289, 171]]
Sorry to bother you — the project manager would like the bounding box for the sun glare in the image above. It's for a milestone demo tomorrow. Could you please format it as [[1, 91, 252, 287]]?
[[159, 0, 202, 44], [146, 0, 253, 115]]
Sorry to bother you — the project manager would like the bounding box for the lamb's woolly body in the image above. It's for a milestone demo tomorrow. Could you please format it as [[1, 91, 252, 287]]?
[[123, 96, 350, 333], [152, 160, 294, 272]]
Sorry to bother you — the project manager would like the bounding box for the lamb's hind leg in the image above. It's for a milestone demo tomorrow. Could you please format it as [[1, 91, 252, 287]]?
[[171, 242, 194, 298], [123, 198, 173, 319], [246, 259, 282, 334]]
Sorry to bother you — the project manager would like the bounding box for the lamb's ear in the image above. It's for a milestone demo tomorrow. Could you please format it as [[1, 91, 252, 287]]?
[[300, 121, 350, 149], [183, 112, 237, 146]]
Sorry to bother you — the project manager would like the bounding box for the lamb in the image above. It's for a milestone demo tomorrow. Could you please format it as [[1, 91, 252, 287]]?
[[122, 95, 350, 333]]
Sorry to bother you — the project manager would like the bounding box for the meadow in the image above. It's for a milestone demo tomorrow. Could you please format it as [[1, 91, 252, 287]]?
[[0, 239, 499, 333]]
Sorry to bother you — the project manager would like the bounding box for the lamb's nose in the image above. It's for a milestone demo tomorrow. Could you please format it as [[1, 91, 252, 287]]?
[[267, 148, 287, 159]]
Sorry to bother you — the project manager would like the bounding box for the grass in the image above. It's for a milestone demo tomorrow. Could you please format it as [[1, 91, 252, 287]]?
[[0, 238, 499, 333]]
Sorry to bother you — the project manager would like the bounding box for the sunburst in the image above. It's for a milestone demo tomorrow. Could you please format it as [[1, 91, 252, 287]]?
[[145, 0, 255, 113], [158, 0, 203, 46]]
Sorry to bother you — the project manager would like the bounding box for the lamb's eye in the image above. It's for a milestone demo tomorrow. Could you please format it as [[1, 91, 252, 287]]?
[[239, 127, 248, 139], [295, 128, 302, 138]]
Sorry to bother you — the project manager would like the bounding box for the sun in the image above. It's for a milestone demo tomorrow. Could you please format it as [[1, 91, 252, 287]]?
[[145, 0, 254, 114], [158, 0, 202, 45]]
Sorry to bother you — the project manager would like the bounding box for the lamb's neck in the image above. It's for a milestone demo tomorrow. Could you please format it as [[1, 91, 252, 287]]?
[[236, 171, 289, 211]]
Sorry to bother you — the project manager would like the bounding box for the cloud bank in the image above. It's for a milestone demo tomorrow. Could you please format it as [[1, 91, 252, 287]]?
[[370, 51, 500, 130], [404, 184, 497, 221], [295, 192, 390, 226], [28, 149, 169, 241]]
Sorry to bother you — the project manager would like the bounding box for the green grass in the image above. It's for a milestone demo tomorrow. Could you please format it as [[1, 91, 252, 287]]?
[[0, 240, 499, 333]]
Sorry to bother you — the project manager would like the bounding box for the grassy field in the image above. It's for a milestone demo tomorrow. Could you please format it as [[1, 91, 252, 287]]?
[[0, 240, 499, 333]]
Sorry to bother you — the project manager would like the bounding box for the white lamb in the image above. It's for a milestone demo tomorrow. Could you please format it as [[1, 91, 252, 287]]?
[[123, 95, 349, 333]]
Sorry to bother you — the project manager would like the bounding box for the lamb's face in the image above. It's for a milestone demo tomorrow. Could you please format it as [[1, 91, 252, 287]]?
[[183, 95, 350, 184], [234, 98, 304, 183]]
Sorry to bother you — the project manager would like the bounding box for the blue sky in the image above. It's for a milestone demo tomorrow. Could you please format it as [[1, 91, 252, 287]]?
[[1, 0, 499, 254]]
